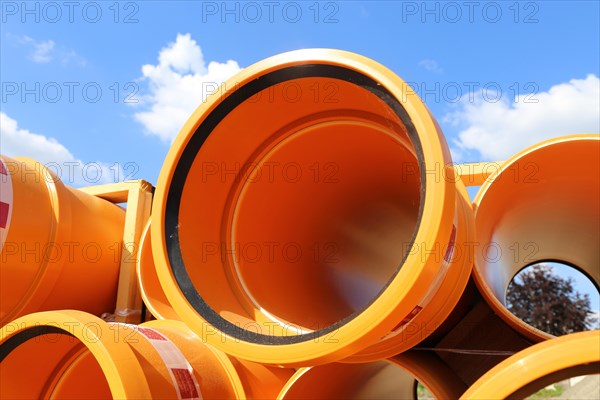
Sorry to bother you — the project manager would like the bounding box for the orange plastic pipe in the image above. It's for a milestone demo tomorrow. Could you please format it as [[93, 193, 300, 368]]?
[[0, 156, 125, 326], [151, 49, 473, 366], [0, 310, 291, 399], [278, 352, 466, 399], [453, 161, 505, 187], [461, 330, 600, 399], [472, 134, 600, 342]]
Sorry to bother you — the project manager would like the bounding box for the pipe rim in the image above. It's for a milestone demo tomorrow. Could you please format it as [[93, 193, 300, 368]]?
[[152, 49, 454, 364]]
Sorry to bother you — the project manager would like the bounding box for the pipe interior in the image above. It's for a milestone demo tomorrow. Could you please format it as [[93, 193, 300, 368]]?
[[179, 77, 421, 330]]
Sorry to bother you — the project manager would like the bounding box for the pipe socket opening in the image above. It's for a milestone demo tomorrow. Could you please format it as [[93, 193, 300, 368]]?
[[0, 330, 111, 399], [177, 74, 422, 331], [474, 137, 600, 339]]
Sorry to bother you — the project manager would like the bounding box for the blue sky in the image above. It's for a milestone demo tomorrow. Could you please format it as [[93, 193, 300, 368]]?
[[1, 2, 599, 306], [2, 1, 599, 183]]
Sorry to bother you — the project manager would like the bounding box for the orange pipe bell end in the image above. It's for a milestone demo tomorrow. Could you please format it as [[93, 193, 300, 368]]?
[[152, 48, 473, 366]]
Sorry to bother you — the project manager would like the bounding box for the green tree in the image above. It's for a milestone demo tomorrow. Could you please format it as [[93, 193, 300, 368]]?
[[506, 264, 593, 336]]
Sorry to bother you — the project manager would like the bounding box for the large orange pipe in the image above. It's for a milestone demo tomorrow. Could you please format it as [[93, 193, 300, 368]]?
[[472, 134, 600, 342], [0, 310, 291, 399], [150, 49, 473, 365], [0, 156, 125, 326], [461, 330, 600, 399]]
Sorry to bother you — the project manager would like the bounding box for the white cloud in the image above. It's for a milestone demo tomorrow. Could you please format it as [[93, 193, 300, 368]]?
[[15, 35, 85, 66], [418, 59, 443, 74], [59, 49, 86, 66], [134, 33, 242, 141], [31, 39, 55, 63], [447, 74, 600, 161], [0, 112, 122, 187], [1, 112, 73, 163]]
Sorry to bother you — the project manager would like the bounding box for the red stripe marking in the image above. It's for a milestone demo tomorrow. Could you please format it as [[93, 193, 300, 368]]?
[[443, 225, 457, 263], [0, 162, 6, 175], [0, 202, 8, 229], [138, 327, 167, 341], [171, 368, 199, 399], [392, 305, 423, 331]]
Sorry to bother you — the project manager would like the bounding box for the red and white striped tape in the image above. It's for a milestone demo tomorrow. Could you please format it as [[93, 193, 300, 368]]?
[[115, 324, 202, 400], [0, 157, 13, 253]]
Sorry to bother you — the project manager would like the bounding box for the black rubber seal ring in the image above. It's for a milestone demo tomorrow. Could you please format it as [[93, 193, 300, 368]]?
[[0, 326, 73, 362]]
